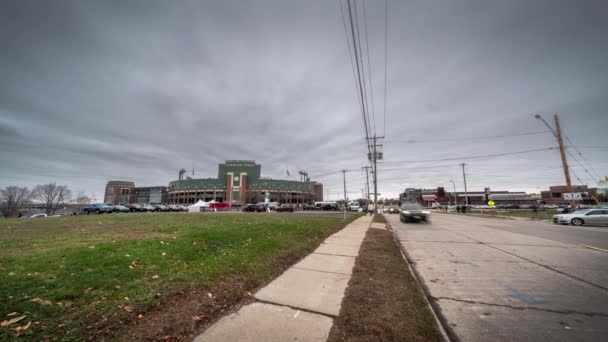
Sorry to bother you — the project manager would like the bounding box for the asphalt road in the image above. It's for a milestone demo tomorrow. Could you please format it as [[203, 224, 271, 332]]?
[[386, 213, 608, 342]]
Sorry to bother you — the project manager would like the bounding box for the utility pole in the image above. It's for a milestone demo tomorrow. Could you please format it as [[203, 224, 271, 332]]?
[[362, 166, 371, 210], [367, 135, 384, 214], [342, 169, 347, 221], [461, 163, 469, 205], [535, 113, 575, 209], [553, 114, 576, 209]]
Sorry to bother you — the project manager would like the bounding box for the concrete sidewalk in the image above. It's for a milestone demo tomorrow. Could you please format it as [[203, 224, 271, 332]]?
[[194, 215, 372, 342]]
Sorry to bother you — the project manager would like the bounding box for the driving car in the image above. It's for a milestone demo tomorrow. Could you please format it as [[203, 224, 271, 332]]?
[[276, 204, 295, 212], [388, 205, 400, 214], [82, 203, 113, 214], [552, 208, 608, 226], [400, 203, 431, 223], [112, 205, 130, 213]]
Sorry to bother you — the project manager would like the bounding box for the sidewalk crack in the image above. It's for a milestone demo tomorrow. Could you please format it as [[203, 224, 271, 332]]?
[[431, 296, 608, 317]]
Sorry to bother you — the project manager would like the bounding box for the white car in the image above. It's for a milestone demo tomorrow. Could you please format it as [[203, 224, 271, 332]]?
[[552, 209, 608, 226]]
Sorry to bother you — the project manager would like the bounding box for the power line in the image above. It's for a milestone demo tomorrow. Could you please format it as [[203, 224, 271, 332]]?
[[384, 131, 550, 144], [382, 147, 558, 164], [383, 0, 388, 137], [563, 133, 601, 181], [361, 0, 376, 135]]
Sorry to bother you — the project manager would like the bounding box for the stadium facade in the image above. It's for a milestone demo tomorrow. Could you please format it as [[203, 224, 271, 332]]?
[[104, 160, 323, 205]]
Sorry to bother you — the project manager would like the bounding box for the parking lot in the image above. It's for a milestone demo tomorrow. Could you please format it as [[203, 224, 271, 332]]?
[[386, 213, 608, 341]]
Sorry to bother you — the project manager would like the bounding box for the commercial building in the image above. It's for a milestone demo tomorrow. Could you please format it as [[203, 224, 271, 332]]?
[[104, 181, 134, 205], [540, 185, 598, 205], [400, 187, 536, 206], [103, 160, 323, 205]]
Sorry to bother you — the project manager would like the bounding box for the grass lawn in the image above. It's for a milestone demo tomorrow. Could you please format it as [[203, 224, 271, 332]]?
[[0, 213, 357, 340], [328, 224, 442, 341], [372, 214, 386, 223]]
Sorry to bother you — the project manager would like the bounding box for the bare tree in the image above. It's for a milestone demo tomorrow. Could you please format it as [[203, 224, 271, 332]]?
[[33, 182, 72, 215], [0, 186, 33, 218], [74, 190, 93, 207]]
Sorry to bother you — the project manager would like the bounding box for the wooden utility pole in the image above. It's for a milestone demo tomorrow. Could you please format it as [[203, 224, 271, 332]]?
[[554, 114, 576, 209], [461, 163, 469, 205], [362, 166, 371, 210]]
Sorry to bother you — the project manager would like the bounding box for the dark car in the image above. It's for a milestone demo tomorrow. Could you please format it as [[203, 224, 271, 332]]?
[[400, 203, 431, 223], [153, 204, 169, 212], [112, 205, 130, 213], [303, 204, 317, 211], [82, 203, 113, 214], [276, 204, 294, 213], [320, 203, 339, 211], [243, 204, 265, 212], [126, 204, 144, 212]]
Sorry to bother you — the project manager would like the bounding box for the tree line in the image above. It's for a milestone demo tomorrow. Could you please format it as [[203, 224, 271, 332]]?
[[0, 183, 96, 218]]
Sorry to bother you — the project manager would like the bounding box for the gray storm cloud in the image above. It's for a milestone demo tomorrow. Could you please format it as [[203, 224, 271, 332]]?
[[1, 0, 607, 199]]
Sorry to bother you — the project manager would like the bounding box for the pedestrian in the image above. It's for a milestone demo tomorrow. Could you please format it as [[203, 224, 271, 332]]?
[[456, 205, 461, 213]]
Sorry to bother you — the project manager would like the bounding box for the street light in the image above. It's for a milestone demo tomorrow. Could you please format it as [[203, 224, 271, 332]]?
[[449, 179, 457, 206]]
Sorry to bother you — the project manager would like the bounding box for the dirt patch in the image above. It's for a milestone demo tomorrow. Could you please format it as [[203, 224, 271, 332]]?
[[93, 245, 321, 341], [372, 214, 386, 224], [328, 228, 442, 342]]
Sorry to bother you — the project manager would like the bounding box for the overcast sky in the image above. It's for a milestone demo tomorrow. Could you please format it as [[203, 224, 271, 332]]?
[[1, 0, 607, 200]]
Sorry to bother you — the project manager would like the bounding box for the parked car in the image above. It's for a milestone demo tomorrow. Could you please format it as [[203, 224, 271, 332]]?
[[243, 204, 265, 212], [303, 204, 317, 211], [153, 204, 169, 212], [82, 203, 113, 214], [320, 203, 339, 211], [553, 209, 608, 226], [126, 204, 144, 212], [142, 204, 155, 212], [112, 205, 130, 213], [276, 204, 295, 213], [22, 213, 47, 218], [400, 203, 431, 223], [166, 204, 181, 212]]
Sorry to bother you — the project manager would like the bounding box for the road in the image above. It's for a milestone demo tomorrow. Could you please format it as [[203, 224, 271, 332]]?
[[386, 213, 608, 342]]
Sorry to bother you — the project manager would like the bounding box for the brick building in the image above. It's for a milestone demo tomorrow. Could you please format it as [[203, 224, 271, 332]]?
[[104, 181, 135, 205]]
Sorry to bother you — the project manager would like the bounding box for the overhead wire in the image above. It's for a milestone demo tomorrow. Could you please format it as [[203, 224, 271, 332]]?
[[382, 147, 558, 164], [361, 0, 376, 135], [563, 133, 601, 181]]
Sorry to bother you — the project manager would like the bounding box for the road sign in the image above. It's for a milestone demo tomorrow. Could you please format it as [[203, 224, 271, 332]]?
[[487, 200, 495, 207], [563, 193, 582, 200]]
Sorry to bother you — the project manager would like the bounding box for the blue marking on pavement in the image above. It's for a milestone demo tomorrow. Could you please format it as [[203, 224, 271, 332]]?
[[454, 260, 479, 267], [505, 285, 545, 305]]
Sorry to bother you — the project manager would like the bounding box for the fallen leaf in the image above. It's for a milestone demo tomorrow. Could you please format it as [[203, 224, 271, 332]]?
[[207, 293, 213, 298], [152, 274, 159, 280], [85, 287, 95, 293], [31, 298, 52, 306], [124, 297, 130, 301], [12, 321, 31, 332], [88, 246, 96, 249], [191, 315, 204, 321], [1, 315, 26, 327], [138, 314, 144, 319], [160, 241, 165, 244], [123, 305, 133, 312], [161, 252, 166, 256], [6, 312, 18, 317]]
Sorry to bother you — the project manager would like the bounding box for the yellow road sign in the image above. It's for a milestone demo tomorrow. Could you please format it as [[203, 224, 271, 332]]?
[[487, 200, 495, 207]]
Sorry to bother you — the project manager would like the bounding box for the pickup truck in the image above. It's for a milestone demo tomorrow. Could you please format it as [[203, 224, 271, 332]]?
[[82, 203, 113, 214]]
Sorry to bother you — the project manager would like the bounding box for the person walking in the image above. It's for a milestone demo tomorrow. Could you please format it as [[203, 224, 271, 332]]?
[[456, 205, 461, 214]]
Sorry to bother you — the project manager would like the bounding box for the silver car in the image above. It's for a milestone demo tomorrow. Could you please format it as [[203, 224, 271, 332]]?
[[552, 209, 608, 226], [400, 203, 431, 223]]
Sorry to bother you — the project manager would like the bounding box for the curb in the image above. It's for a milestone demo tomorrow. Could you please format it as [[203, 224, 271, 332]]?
[[384, 217, 454, 342]]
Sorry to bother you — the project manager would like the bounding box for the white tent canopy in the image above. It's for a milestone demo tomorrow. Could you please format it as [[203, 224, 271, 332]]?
[[188, 200, 210, 212]]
